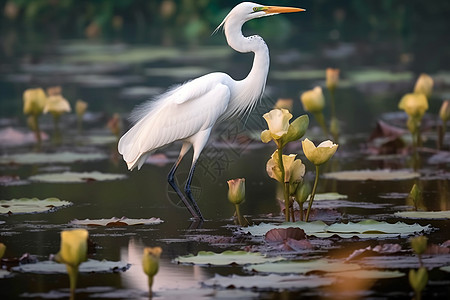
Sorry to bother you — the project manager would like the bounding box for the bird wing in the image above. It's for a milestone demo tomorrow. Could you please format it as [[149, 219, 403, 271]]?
[[118, 76, 231, 170]]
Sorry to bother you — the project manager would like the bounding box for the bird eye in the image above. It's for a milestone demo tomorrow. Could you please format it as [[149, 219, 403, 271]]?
[[253, 7, 258, 12]]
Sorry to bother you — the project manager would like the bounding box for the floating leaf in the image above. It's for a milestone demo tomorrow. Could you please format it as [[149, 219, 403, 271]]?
[[346, 244, 403, 261], [70, 217, 163, 226], [239, 221, 328, 237], [245, 259, 360, 274], [330, 269, 404, 279], [347, 70, 413, 84], [440, 266, 450, 273], [29, 172, 126, 183], [0, 269, 11, 279], [264, 228, 312, 251], [0, 198, 72, 215], [324, 169, 420, 181], [394, 211, 450, 220], [312, 193, 348, 201], [11, 259, 130, 274], [0, 152, 107, 165], [145, 67, 210, 79], [320, 220, 431, 238], [175, 251, 285, 266], [203, 273, 335, 291], [271, 69, 325, 80], [359, 255, 450, 269]]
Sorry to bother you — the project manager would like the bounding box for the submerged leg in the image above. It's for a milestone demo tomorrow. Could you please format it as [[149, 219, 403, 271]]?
[[184, 129, 212, 222], [167, 143, 201, 219]]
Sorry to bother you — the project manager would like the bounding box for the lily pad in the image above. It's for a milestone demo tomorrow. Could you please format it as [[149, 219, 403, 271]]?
[[271, 69, 325, 80], [347, 70, 413, 83], [0, 152, 107, 165], [330, 269, 405, 279], [203, 273, 335, 291], [239, 221, 328, 237], [11, 259, 130, 274], [0, 269, 12, 279], [145, 66, 210, 79], [312, 193, 348, 201], [174, 251, 285, 266], [245, 259, 360, 274], [320, 220, 431, 238], [29, 172, 126, 183], [440, 266, 450, 273], [324, 169, 420, 181], [394, 211, 450, 220], [0, 198, 72, 215], [70, 217, 163, 226], [359, 255, 450, 269]]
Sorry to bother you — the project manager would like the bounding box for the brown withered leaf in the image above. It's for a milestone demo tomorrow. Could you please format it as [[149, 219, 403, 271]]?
[[346, 243, 403, 261], [265, 227, 311, 251]]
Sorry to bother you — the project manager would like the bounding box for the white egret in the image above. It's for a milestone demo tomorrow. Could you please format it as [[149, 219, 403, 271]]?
[[118, 2, 304, 221]]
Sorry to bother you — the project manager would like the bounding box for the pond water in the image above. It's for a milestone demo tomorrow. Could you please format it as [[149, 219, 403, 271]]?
[[1, 7, 450, 300]]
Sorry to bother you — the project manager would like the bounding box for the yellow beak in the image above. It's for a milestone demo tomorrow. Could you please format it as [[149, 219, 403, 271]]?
[[264, 6, 305, 14]]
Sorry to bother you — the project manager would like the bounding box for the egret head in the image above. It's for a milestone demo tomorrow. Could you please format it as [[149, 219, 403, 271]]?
[[215, 2, 305, 32]]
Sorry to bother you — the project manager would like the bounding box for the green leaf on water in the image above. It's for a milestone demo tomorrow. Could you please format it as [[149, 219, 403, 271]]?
[[394, 211, 450, 220], [203, 273, 335, 291], [175, 250, 285, 266], [311, 193, 348, 201], [323, 169, 420, 181], [29, 172, 126, 183], [0, 269, 11, 279], [240, 220, 431, 239], [70, 217, 163, 226], [245, 259, 360, 274], [440, 266, 450, 273], [0, 198, 72, 215], [0, 152, 107, 165], [11, 259, 130, 274], [330, 269, 405, 279]]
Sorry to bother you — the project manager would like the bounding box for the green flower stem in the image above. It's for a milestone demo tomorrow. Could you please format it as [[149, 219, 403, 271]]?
[[313, 112, 329, 138], [66, 265, 78, 296], [290, 197, 295, 222], [277, 147, 290, 222], [305, 165, 320, 222], [32, 115, 42, 144], [148, 275, 154, 298], [299, 201, 304, 221], [235, 204, 243, 226], [329, 89, 336, 122]]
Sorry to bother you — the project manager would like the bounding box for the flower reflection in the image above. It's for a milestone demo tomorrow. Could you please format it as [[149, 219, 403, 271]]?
[[120, 238, 207, 293]]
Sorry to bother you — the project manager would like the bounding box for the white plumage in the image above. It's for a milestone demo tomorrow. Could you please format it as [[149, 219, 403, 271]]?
[[118, 2, 304, 220]]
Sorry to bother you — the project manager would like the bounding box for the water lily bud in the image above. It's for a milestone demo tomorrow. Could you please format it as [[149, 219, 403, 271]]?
[[300, 86, 325, 113], [227, 178, 246, 205], [23, 88, 47, 116], [326, 68, 340, 92], [289, 159, 306, 195], [44, 95, 71, 117], [0, 243, 5, 259], [274, 98, 294, 112], [407, 183, 422, 210], [295, 182, 311, 205], [409, 267, 428, 295], [107, 113, 122, 137], [262, 109, 292, 141], [75, 100, 88, 118], [410, 235, 428, 255], [414, 73, 433, 99], [266, 150, 297, 183], [439, 100, 450, 122], [142, 247, 162, 278], [56, 229, 88, 267], [302, 138, 338, 166], [398, 93, 428, 119]]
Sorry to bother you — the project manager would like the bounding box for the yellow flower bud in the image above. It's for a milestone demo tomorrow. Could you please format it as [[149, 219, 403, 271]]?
[[266, 150, 304, 183], [289, 159, 306, 194], [0, 243, 6, 259], [326, 68, 339, 92], [410, 235, 428, 255], [57, 229, 88, 267], [23, 88, 47, 116], [46, 86, 62, 96], [227, 178, 246, 205], [409, 267, 428, 295], [142, 247, 162, 278], [262, 109, 292, 141], [398, 93, 428, 119], [44, 95, 71, 117], [439, 100, 450, 122], [302, 138, 338, 166], [75, 100, 88, 118], [300, 86, 325, 113], [413, 73, 433, 99]]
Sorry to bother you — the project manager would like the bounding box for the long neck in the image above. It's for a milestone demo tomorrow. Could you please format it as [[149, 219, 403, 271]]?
[[222, 18, 270, 118]]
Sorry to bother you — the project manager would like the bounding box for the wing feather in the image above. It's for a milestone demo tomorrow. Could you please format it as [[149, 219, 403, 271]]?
[[118, 77, 231, 170]]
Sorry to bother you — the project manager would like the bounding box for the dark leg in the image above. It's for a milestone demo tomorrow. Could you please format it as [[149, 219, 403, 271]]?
[[167, 143, 202, 220], [185, 160, 204, 221]]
